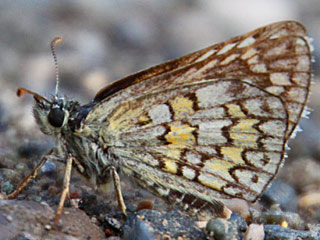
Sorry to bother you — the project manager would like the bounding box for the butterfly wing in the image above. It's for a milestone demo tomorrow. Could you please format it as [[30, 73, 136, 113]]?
[[87, 21, 311, 139], [80, 21, 312, 216]]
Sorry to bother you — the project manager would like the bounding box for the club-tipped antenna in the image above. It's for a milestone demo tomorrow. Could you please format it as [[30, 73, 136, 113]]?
[[50, 37, 63, 99], [17, 88, 52, 104]]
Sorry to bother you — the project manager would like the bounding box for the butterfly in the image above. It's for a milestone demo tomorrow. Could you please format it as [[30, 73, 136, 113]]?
[[7, 21, 312, 224]]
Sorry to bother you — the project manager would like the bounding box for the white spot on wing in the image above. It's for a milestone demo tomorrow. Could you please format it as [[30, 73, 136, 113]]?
[[250, 63, 267, 73], [265, 43, 287, 57], [148, 104, 171, 124], [217, 42, 237, 55], [196, 49, 217, 62], [245, 151, 280, 174], [220, 54, 240, 65], [196, 146, 217, 155], [247, 55, 259, 64], [237, 36, 256, 48], [182, 166, 196, 180], [266, 86, 285, 95], [198, 120, 232, 145], [259, 120, 286, 137], [191, 107, 226, 119], [196, 81, 235, 107], [185, 152, 202, 164], [270, 72, 291, 85], [235, 169, 270, 194], [241, 48, 258, 59], [261, 137, 283, 151], [292, 73, 309, 87], [287, 87, 307, 102], [297, 56, 310, 71]]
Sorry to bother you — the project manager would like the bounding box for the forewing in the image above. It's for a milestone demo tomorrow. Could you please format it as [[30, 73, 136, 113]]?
[[87, 21, 312, 140]]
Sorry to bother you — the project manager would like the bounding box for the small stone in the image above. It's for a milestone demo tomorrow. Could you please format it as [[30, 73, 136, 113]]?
[[261, 179, 298, 212], [223, 198, 250, 220], [40, 201, 49, 206], [105, 216, 122, 231], [122, 210, 205, 240], [229, 213, 248, 233], [206, 217, 240, 240], [244, 223, 264, 240], [40, 161, 56, 174], [0, 168, 19, 182], [48, 185, 59, 195], [44, 224, 52, 230], [1, 181, 13, 194], [6, 215, 13, 222], [31, 195, 42, 202], [307, 223, 320, 232], [122, 217, 155, 240], [12, 232, 37, 240], [264, 224, 320, 240], [299, 192, 320, 208], [280, 158, 320, 192], [258, 211, 304, 230], [136, 199, 154, 211], [15, 163, 27, 171]]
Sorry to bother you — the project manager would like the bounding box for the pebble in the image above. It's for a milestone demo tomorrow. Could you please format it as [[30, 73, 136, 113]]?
[[206, 217, 241, 240], [264, 224, 320, 240], [122, 209, 206, 240], [229, 213, 248, 233], [40, 161, 56, 174], [122, 217, 155, 240], [258, 211, 304, 230], [6, 215, 13, 222], [261, 179, 298, 212], [1, 181, 14, 194], [244, 223, 264, 240]]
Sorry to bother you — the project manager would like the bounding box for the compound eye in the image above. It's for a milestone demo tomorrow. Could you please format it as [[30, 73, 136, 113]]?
[[48, 107, 65, 128]]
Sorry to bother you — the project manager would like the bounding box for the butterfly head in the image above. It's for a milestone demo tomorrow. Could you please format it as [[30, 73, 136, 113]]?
[[17, 88, 72, 135]]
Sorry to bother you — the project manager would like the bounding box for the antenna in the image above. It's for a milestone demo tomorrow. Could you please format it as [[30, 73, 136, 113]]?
[[50, 37, 63, 99]]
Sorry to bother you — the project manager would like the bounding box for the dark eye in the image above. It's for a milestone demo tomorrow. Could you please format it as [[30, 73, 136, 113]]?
[[48, 108, 65, 128]]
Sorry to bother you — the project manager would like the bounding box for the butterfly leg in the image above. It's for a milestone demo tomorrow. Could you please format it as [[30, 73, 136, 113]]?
[[5, 148, 55, 200], [53, 154, 73, 226], [109, 166, 127, 217]]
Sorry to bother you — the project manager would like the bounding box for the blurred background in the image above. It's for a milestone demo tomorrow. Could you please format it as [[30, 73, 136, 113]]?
[[0, 0, 320, 227]]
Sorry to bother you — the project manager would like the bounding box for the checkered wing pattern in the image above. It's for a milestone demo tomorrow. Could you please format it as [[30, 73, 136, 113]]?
[[82, 21, 312, 217]]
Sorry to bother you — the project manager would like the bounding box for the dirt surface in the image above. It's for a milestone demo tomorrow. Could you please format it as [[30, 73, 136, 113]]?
[[0, 200, 105, 240]]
